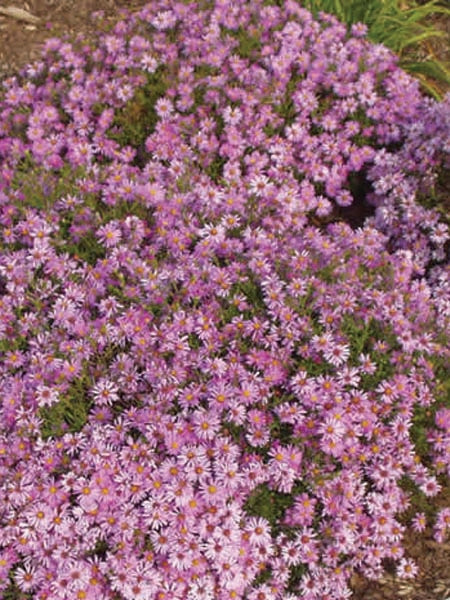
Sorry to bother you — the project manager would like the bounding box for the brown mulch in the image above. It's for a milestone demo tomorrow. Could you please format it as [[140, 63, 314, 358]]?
[[351, 484, 450, 600], [0, 2, 449, 599], [0, 0, 148, 80]]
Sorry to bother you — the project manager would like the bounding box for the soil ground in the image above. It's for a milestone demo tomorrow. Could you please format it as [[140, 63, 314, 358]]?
[[0, 0, 148, 79], [0, 2, 448, 599]]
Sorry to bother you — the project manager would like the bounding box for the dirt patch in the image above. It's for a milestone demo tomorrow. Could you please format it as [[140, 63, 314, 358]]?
[[352, 484, 450, 600], [0, 0, 149, 79]]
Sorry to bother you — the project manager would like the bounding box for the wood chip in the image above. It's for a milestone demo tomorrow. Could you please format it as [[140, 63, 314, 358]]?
[[0, 6, 40, 24]]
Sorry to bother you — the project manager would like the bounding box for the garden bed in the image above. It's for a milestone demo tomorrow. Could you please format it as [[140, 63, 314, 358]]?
[[0, 2, 449, 600]]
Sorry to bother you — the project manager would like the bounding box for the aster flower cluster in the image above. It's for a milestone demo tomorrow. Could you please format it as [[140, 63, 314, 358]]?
[[0, 1, 449, 599]]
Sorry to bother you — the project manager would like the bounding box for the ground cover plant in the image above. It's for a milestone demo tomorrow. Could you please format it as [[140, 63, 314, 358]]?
[[298, 0, 450, 99], [0, 1, 449, 599]]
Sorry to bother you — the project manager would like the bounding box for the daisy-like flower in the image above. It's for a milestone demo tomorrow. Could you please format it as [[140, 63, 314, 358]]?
[[299, 572, 321, 598], [247, 584, 277, 600], [141, 52, 158, 73], [25, 503, 53, 531], [35, 384, 59, 408], [433, 507, 450, 543], [91, 378, 119, 406], [168, 545, 192, 572], [249, 174, 272, 197], [192, 409, 221, 441], [187, 575, 215, 600], [396, 557, 418, 579], [245, 516, 272, 547], [419, 476, 441, 497], [142, 497, 170, 529], [411, 512, 426, 533], [246, 424, 271, 447], [155, 97, 174, 120], [324, 342, 350, 367], [214, 458, 244, 491], [198, 479, 222, 505], [96, 222, 122, 248], [14, 561, 41, 592], [376, 380, 399, 404], [337, 366, 360, 388], [311, 332, 333, 354], [198, 222, 226, 241], [222, 106, 242, 126], [319, 415, 346, 443], [281, 539, 302, 567]]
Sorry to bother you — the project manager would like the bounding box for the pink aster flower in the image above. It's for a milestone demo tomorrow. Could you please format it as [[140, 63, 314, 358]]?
[[96, 222, 122, 248], [35, 384, 59, 408], [91, 378, 119, 406], [319, 415, 346, 443], [247, 584, 277, 600], [192, 409, 221, 441], [249, 174, 272, 197], [434, 508, 450, 543], [419, 476, 441, 497], [141, 52, 158, 73], [411, 512, 426, 533], [155, 97, 174, 120], [14, 561, 42, 592], [312, 332, 333, 353], [245, 516, 272, 547], [396, 558, 418, 579], [324, 342, 350, 367], [281, 539, 302, 567]]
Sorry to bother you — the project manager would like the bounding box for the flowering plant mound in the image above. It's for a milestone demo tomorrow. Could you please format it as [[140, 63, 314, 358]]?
[[0, 1, 449, 599]]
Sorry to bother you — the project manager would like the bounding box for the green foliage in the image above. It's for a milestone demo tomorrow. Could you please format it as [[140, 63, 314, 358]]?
[[222, 420, 245, 445], [342, 316, 393, 361], [62, 231, 107, 265], [252, 567, 273, 586], [245, 483, 294, 527], [85, 538, 109, 560], [276, 71, 307, 126], [399, 474, 437, 519], [98, 198, 153, 223], [194, 64, 221, 78], [429, 352, 450, 404], [2, 580, 33, 600], [410, 405, 433, 461], [359, 355, 396, 390], [108, 67, 169, 164], [270, 417, 294, 444], [288, 564, 308, 592], [222, 25, 262, 60], [188, 332, 203, 350], [39, 368, 92, 439], [409, 349, 449, 461], [8, 155, 86, 215], [293, 352, 336, 378], [218, 297, 241, 327], [0, 335, 27, 355], [39, 394, 90, 439], [417, 168, 450, 225], [340, 315, 401, 388], [365, 0, 448, 52], [205, 155, 227, 182], [406, 59, 450, 98], [240, 276, 267, 313]]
